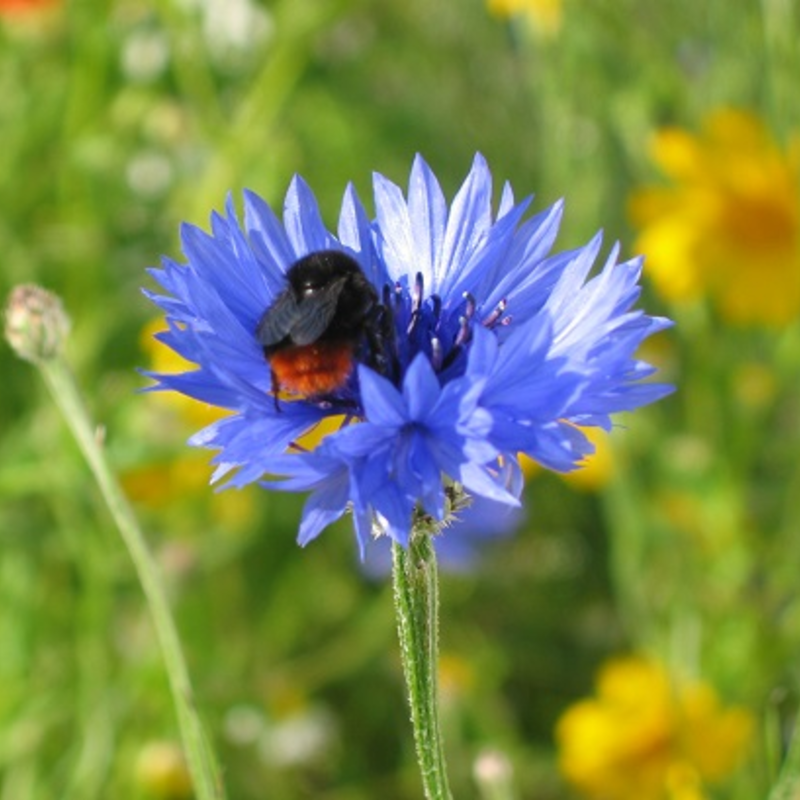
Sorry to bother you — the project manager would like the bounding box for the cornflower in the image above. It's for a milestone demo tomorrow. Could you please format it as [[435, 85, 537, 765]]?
[[145, 153, 671, 557]]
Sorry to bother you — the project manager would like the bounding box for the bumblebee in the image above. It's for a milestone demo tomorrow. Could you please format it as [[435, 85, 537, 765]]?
[[256, 250, 385, 404]]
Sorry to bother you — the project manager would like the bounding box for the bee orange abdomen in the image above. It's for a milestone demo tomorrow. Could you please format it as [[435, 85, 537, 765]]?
[[268, 340, 355, 396]]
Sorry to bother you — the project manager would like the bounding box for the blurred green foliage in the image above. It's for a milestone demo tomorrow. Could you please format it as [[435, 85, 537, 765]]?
[[2, 0, 799, 798]]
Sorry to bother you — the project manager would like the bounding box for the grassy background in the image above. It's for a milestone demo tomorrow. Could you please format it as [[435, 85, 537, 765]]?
[[2, 0, 799, 797]]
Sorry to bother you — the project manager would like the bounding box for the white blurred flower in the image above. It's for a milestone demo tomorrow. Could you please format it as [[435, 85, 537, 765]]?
[[223, 704, 267, 747], [126, 150, 173, 198], [121, 28, 170, 83], [174, 0, 272, 63], [258, 706, 337, 768]]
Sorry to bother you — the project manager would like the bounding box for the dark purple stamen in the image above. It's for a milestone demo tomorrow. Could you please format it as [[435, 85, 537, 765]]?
[[454, 314, 472, 348], [412, 272, 424, 312], [431, 336, 443, 371], [407, 272, 425, 336], [462, 292, 476, 320], [482, 299, 507, 328], [430, 294, 442, 322]]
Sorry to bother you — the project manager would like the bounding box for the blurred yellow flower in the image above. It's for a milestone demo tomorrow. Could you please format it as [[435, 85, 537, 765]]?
[[487, 0, 562, 37], [556, 656, 752, 800], [438, 652, 476, 704], [561, 426, 614, 491], [141, 317, 226, 429], [521, 426, 614, 491], [131, 320, 256, 528], [135, 740, 192, 800], [630, 109, 800, 326], [123, 453, 255, 529]]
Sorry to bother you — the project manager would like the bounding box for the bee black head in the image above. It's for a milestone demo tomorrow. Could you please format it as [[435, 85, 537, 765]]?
[[287, 251, 363, 296]]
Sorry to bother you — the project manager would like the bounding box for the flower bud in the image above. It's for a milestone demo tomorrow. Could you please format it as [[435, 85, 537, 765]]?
[[4, 284, 70, 363]]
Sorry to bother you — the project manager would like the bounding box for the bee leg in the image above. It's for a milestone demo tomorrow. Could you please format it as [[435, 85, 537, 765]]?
[[271, 367, 282, 412], [365, 303, 397, 381]]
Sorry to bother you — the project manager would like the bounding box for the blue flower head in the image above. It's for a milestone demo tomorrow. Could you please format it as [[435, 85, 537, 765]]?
[[145, 154, 672, 557]]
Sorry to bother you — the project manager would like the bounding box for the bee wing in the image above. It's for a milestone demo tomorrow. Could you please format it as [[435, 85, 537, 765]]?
[[255, 289, 299, 347], [286, 274, 349, 346], [255, 274, 349, 348]]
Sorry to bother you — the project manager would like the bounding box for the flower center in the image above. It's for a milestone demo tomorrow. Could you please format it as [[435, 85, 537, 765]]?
[[382, 271, 511, 383]]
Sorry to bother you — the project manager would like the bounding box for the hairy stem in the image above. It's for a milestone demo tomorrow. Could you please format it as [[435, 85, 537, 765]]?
[[38, 356, 226, 800], [392, 530, 453, 800]]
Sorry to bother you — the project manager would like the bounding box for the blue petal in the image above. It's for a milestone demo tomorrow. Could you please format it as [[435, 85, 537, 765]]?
[[358, 365, 408, 427], [407, 154, 448, 289], [283, 175, 336, 255], [337, 183, 387, 290], [438, 154, 493, 294], [297, 474, 351, 547], [402, 353, 441, 421], [372, 171, 417, 285]]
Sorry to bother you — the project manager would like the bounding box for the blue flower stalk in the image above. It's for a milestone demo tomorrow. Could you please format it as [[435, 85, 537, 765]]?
[[145, 154, 673, 796]]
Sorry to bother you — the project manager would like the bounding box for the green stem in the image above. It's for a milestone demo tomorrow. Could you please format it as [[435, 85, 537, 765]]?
[[38, 356, 225, 800], [392, 531, 453, 800], [769, 712, 800, 800]]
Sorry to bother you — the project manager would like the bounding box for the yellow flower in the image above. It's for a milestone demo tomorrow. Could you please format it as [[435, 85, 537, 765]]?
[[630, 109, 800, 326], [132, 320, 256, 528], [140, 317, 226, 429], [556, 656, 752, 800], [561, 426, 614, 491], [487, 0, 562, 37], [521, 425, 614, 492], [135, 741, 192, 800], [438, 652, 476, 705], [123, 453, 255, 529]]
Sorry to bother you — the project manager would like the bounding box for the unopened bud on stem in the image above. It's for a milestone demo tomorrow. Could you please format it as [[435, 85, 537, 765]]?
[[4, 284, 70, 363]]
